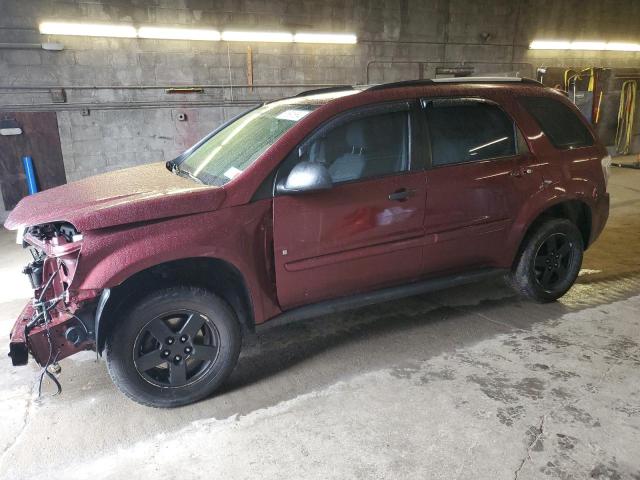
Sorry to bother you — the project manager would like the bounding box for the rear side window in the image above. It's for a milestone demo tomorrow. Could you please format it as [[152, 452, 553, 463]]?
[[424, 100, 516, 166], [519, 96, 594, 149]]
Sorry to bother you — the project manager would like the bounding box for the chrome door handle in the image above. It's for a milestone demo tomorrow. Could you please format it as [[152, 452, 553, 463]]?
[[388, 188, 416, 202]]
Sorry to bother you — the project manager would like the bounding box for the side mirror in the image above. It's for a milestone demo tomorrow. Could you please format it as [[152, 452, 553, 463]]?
[[277, 161, 333, 195]]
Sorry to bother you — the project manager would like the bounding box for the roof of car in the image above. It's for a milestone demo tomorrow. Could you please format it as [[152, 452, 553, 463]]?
[[273, 77, 545, 109], [291, 77, 542, 100], [366, 76, 542, 91]]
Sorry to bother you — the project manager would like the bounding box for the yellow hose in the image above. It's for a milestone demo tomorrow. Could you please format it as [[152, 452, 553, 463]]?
[[615, 80, 637, 155]]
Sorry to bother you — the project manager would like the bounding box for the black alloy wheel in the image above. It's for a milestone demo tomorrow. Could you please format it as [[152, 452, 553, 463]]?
[[106, 287, 241, 408], [510, 218, 584, 303], [533, 233, 576, 291], [133, 310, 220, 388]]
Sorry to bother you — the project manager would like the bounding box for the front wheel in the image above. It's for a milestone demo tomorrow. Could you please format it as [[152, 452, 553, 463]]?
[[510, 218, 584, 303], [105, 287, 241, 407]]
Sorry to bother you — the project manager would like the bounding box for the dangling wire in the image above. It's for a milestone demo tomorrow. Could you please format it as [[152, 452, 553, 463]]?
[[31, 267, 65, 399], [35, 307, 62, 399], [38, 352, 62, 398]]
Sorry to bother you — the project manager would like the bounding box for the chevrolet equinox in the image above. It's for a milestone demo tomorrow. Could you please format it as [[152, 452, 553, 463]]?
[[6, 77, 610, 407]]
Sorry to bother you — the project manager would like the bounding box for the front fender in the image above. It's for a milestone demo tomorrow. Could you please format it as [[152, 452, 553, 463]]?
[[71, 201, 276, 327]]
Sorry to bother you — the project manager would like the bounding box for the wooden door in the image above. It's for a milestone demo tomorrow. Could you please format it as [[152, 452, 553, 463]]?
[[0, 112, 67, 210]]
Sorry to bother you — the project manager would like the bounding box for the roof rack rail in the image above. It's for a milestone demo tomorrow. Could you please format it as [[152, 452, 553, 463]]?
[[295, 85, 355, 97], [367, 77, 542, 92], [432, 76, 542, 85]]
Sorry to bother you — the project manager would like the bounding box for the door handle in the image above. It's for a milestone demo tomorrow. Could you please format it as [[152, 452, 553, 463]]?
[[388, 188, 416, 202], [510, 167, 533, 177]]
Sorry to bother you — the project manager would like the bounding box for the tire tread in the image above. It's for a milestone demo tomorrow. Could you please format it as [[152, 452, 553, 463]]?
[[105, 286, 241, 408], [510, 218, 583, 303]]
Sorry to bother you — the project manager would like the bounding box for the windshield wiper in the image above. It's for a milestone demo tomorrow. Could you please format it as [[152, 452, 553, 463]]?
[[166, 160, 204, 184]]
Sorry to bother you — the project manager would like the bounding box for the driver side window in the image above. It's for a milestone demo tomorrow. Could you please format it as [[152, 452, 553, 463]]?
[[300, 109, 410, 184]]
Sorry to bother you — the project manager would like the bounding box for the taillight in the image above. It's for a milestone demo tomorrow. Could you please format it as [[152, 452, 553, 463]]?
[[601, 155, 611, 190]]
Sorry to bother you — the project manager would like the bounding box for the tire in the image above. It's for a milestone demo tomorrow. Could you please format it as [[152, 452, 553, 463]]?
[[105, 286, 241, 408], [510, 218, 583, 303]]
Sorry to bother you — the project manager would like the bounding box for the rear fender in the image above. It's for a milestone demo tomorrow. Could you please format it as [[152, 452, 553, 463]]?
[[506, 181, 597, 263]]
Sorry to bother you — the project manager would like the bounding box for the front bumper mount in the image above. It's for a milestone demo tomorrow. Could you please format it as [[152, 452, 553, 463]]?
[[9, 301, 96, 367]]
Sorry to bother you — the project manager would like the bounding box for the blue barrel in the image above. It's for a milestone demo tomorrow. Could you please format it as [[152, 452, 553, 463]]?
[[22, 156, 38, 195]]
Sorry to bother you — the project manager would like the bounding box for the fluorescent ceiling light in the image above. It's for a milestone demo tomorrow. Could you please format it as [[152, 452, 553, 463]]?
[[570, 41, 608, 50], [529, 41, 572, 50], [222, 31, 293, 42], [294, 33, 357, 44], [39, 21, 136, 38], [606, 42, 640, 51], [530, 39, 640, 51], [137, 26, 220, 41], [39, 21, 357, 44]]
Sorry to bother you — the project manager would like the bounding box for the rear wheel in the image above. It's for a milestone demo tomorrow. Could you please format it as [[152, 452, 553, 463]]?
[[510, 218, 583, 303], [106, 287, 241, 408]]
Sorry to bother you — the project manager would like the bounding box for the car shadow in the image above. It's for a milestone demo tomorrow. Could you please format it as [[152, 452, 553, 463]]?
[[214, 278, 566, 405]]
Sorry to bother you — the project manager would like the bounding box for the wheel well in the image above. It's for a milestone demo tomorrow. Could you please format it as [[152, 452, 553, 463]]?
[[96, 257, 254, 353], [515, 200, 592, 264]]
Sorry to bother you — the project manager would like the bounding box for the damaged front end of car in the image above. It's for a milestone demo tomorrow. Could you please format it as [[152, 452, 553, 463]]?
[[8, 222, 100, 368]]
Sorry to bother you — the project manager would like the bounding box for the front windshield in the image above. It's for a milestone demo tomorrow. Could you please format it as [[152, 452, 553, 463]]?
[[179, 101, 319, 186]]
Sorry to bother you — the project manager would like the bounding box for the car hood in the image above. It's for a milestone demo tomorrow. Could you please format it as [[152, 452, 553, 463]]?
[[4, 162, 226, 231]]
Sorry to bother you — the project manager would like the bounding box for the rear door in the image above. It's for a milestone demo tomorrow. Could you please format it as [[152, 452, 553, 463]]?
[[419, 97, 537, 273], [272, 102, 427, 309]]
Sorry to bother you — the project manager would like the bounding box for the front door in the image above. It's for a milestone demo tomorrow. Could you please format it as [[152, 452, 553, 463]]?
[[272, 103, 426, 309]]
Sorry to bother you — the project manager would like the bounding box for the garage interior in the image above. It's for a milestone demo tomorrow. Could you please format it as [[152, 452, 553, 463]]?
[[1, 1, 640, 479]]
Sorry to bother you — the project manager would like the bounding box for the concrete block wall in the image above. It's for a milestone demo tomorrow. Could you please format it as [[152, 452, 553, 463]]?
[[56, 106, 248, 182], [1, 0, 640, 218]]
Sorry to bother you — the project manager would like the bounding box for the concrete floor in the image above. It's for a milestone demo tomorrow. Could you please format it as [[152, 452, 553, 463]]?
[[1, 169, 639, 480]]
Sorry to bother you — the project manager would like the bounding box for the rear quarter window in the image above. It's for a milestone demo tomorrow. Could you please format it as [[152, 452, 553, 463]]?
[[519, 96, 594, 150]]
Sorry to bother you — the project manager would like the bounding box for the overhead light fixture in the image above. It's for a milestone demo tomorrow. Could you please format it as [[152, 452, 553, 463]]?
[[221, 31, 293, 43], [294, 33, 357, 44], [530, 40, 640, 51], [137, 26, 220, 41], [605, 42, 640, 51], [39, 21, 137, 38], [570, 41, 608, 50], [38, 20, 358, 45], [530, 41, 572, 50]]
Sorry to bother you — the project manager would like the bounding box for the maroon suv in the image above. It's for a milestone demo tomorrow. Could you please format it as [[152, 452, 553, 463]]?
[[6, 77, 610, 407]]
